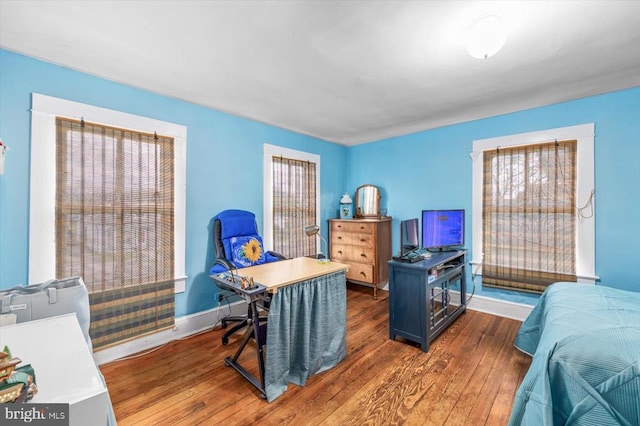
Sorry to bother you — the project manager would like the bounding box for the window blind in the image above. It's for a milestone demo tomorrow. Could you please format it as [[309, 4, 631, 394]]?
[[272, 156, 317, 259], [482, 140, 577, 293], [55, 117, 175, 350]]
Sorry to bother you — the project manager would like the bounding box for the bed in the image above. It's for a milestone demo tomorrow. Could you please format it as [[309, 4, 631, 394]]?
[[508, 282, 640, 426]]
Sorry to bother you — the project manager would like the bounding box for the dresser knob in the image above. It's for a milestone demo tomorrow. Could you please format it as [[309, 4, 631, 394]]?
[[360, 253, 367, 258]]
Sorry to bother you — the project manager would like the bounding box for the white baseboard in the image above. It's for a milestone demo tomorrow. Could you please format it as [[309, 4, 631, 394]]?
[[449, 290, 533, 321], [92, 301, 246, 366], [94, 288, 533, 366]]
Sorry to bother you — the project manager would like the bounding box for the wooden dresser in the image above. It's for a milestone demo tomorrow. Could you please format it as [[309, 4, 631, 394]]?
[[329, 217, 392, 299]]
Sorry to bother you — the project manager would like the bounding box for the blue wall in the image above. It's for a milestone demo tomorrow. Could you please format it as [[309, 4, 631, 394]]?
[[0, 49, 348, 317], [2, 48, 638, 316], [348, 87, 640, 300]]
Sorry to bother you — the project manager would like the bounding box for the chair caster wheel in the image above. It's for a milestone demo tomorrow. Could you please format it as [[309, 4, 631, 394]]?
[[222, 337, 229, 345], [221, 321, 228, 329]]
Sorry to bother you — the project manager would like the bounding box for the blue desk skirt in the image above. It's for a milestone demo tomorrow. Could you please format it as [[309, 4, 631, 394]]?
[[264, 270, 347, 402]]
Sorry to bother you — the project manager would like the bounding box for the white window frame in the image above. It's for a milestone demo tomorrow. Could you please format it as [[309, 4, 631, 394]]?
[[263, 143, 320, 251], [471, 123, 597, 284], [29, 93, 187, 292]]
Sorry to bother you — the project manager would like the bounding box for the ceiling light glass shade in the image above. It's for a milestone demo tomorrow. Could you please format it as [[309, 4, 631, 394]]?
[[466, 15, 508, 59]]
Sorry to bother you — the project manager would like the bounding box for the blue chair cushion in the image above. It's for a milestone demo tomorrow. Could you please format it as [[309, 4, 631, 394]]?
[[229, 235, 267, 267], [221, 212, 258, 240], [209, 209, 283, 275], [216, 210, 260, 261]]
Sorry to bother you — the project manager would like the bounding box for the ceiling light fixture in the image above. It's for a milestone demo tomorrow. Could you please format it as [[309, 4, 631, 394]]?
[[466, 15, 508, 59]]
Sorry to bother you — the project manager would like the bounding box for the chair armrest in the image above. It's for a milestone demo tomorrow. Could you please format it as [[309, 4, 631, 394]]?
[[266, 251, 287, 261], [214, 258, 236, 271]]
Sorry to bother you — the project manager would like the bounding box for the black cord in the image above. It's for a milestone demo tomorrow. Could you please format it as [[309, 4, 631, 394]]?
[[466, 261, 480, 304], [467, 273, 476, 303]]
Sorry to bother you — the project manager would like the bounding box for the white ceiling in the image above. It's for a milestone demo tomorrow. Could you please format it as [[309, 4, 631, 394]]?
[[1, 1, 639, 146]]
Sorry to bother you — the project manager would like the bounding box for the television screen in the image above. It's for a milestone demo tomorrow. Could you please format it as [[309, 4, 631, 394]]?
[[422, 209, 465, 250], [400, 218, 419, 256]]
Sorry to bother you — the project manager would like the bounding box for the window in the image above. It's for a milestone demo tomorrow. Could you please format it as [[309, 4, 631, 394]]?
[[30, 93, 186, 350], [263, 144, 320, 258], [482, 140, 577, 293], [472, 124, 597, 290]]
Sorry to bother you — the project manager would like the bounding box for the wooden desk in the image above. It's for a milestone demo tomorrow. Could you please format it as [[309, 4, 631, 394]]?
[[238, 256, 348, 292], [211, 257, 348, 402]]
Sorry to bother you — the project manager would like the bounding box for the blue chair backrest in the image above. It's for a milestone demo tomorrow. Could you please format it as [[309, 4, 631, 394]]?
[[211, 210, 280, 272]]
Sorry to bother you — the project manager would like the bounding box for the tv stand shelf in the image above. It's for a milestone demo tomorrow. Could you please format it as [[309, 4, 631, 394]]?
[[388, 250, 467, 352]]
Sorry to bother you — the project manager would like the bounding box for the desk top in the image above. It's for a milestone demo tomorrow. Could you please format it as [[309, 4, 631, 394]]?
[[237, 257, 348, 292]]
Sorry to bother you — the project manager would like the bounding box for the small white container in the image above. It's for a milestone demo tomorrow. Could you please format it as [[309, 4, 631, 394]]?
[[339, 193, 353, 219]]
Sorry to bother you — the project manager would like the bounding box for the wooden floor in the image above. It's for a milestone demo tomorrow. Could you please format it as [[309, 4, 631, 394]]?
[[100, 283, 531, 425]]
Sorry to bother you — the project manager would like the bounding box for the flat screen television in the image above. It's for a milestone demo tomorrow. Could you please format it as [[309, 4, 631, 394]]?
[[400, 218, 420, 256], [422, 209, 465, 251]]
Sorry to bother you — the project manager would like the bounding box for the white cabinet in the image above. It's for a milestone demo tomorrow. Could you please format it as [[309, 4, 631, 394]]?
[[0, 314, 109, 426]]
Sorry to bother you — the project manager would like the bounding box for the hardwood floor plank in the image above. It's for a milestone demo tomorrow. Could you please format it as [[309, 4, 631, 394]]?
[[442, 318, 515, 425], [100, 284, 531, 425], [486, 348, 530, 425], [414, 314, 502, 425], [398, 312, 494, 425], [454, 318, 521, 425]]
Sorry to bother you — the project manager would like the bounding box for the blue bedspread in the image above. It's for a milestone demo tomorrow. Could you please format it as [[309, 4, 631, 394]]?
[[509, 282, 640, 426]]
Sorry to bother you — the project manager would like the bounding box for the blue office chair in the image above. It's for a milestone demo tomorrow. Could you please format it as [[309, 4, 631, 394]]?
[[210, 209, 286, 345]]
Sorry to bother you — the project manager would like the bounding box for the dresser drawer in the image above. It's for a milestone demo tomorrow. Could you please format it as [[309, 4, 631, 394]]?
[[330, 220, 374, 235], [344, 262, 375, 284], [332, 232, 374, 246], [331, 244, 376, 264]]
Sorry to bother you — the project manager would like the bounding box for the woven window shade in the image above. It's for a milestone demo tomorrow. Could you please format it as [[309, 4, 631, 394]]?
[[482, 140, 577, 293], [55, 117, 175, 350], [272, 156, 317, 259]]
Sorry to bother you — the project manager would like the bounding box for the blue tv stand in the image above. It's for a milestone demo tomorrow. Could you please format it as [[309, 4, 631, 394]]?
[[388, 250, 467, 352]]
